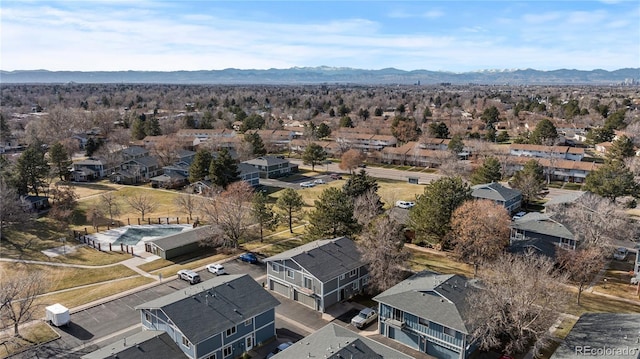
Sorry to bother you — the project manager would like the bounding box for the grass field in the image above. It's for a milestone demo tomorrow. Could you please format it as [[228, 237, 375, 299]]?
[[0, 321, 59, 358]]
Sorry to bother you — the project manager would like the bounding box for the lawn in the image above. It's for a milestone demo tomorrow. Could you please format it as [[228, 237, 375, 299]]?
[[407, 249, 474, 277], [35, 276, 154, 309], [563, 288, 640, 316], [0, 262, 138, 293], [0, 321, 59, 358], [590, 259, 639, 301]]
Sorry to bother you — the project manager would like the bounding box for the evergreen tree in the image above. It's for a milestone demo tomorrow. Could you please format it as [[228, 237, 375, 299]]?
[[343, 169, 379, 198], [316, 123, 331, 138], [209, 148, 239, 189], [302, 143, 327, 171], [145, 117, 162, 136], [188, 149, 213, 183], [48, 142, 72, 181], [85, 137, 100, 156], [244, 132, 267, 156], [0, 113, 10, 141], [584, 160, 639, 202], [16, 145, 50, 196], [470, 156, 502, 185], [480, 106, 500, 125], [276, 188, 304, 233], [530, 118, 558, 145], [509, 159, 546, 205], [131, 118, 146, 140], [409, 176, 472, 247], [607, 135, 635, 161], [448, 134, 464, 154], [429, 122, 450, 139], [307, 187, 359, 239], [339, 116, 354, 128], [251, 192, 277, 242]]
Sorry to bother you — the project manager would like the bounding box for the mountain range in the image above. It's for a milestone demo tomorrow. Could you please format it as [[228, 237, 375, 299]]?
[[1, 67, 638, 85]]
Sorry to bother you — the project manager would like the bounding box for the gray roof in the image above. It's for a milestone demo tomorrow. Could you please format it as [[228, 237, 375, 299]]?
[[73, 158, 106, 166], [471, 182, 522, 202], [374, 271, 475, 334], [238, 162, 260, 175], [511, 213, 575, 240], [125, 155, 159, 167], [135, 274, 280, 344], [265, 237, 365, 282], [121, 146, 149, 157], [508, 236, 559, 258], [272, 323, 413, 359], [243, 156, 289, 167], [149, 226, 206, 251], [82, 331, 186, 359], [150, 173, 187, 182], [551, 313, 640, 359]]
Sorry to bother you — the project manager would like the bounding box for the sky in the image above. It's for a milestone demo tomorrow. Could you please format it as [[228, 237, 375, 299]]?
[[1, 1, 639, 72]]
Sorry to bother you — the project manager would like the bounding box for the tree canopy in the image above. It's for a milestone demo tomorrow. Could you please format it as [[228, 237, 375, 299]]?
[[409, 176, 472, 247], [188, 149, 213, 183], [470, 156, 502, 185], [243, 132, 267, 157], [48, 142, 72, 181], [307, 187, 359, 239], [275, 188, 304, 233], [15, 145, 50, 197], [428, 122, 450, 139], [509, 159, 545, 205], [584, 160, 639, 202], [209, 148, 239, 189], [302, 143, 327, 171], [530, 118, 558, 145]]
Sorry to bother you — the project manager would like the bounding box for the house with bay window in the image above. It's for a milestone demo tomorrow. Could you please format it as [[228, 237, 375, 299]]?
[[135, 274, 280, 359], [374, 271, 477, 359], [264, 236, 368, 312]]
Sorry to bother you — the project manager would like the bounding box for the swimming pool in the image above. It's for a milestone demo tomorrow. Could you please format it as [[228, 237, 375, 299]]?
[[112, 226, 185, 246]]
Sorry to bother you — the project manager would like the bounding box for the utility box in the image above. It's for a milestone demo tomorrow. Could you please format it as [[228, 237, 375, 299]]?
[[45, 303, 70, 327]]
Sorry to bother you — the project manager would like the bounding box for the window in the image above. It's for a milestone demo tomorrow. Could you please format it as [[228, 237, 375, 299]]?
[[352, 281, 359, 290], [145, 312, 151, 322], [339, 274, 345, 280], [362, 276, 369, 285], [350, 269, 357, 277], [444, 327, 455, 337], [223, 346, 232, 357], [286, 269, 294, 279], [226, 326, 236, 337], [245, 319, 252, 326], [181, 336, 190, 348], [271, 263, 280, 273], [204, 354, 217, 359], [418, 318, 430, 327], [304, 277, 313, 289]]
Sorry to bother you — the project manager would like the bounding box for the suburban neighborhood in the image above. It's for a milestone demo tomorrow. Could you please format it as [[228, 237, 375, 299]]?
[[1, 81, 639, 359]]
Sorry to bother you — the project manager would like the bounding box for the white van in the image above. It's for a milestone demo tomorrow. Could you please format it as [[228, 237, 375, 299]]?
[[177, 269, 201, 284]]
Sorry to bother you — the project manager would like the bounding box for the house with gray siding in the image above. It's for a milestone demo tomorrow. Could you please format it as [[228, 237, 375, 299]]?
[[374, 271, 477, 359], [509, 213, 577, 258], [271, 323, 413, 359], [242, 156, 293, 178], [135, 274, 280, 359], [237, 163, 260, 187], [471, 182, 522, 214], [264, 237, 369, 312], [82, 330, 187, 359]]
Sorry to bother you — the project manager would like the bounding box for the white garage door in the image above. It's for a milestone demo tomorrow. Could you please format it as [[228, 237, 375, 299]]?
[[294, 290, 316, 309], [270, 280, 289, 297]]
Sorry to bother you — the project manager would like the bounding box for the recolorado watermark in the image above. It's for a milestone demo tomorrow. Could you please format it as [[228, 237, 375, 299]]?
[[575, 345, 639, 356]]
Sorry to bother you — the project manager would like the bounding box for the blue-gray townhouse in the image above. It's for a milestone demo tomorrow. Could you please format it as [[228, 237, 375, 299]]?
[[135, 274, 280, 359], [374, 271, 477, 359]]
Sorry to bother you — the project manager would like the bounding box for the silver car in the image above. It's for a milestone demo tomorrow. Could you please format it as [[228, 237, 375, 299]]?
[[351, 307, 378, 329]]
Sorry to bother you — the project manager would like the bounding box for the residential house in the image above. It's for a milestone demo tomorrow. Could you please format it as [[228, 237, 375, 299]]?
[[508, 157, 600, 183], [471, 182, 522, 214], [419, 138, 450, 151], [72, 158, 107, 181], [509, 213, 577, 258], [335, 131, 397, 152], [550, 313, 640, 359], [374, 271, 477, 359], [264, 237, 369, 312], [381, 142, 443, 167], [271, 323, 414, 359], [82, 331, 187, 359], [242, 156, 294, 179], [22, 195, 50, 212], [238, 163, 260, 187], [509, 144, 585, 161], [111, 155, 162, 184], [120, 146, 150, 161], [150, 172, 188, 189], [594, 142, 612, 155], [135, 274, 280, 359]]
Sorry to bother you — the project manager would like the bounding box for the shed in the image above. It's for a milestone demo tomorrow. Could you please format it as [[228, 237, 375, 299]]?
[[145, 225, 210, 260]]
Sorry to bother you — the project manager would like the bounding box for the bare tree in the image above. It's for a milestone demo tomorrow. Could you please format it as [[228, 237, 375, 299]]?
[[0, 266, 49, 337], [357, 214, 411, 293], [198, 181, 254, 248], [0, 180, 32, 238], [149, 135, 182, 167], [556, 246, 604, 305], [174, 194, 197, 221], [467, 253, 569, 356], [548, 192, 636, 249], [100, 192, 121, 224], [126, 192, 157, 221], [353, 188, 384, 226], [48, 184, 78, 230], [449, 200, 511, 276], [339, 148, 365, 174]]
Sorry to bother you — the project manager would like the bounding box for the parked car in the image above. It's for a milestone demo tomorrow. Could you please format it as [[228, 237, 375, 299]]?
[[395, 200, 415, 209], [358, 163, 367, 168], [351, 307, 378, 329], [239, 252, 258, 264], [177, 269, 201, 285], [300, 181, 315, 188], [614, 247, 628, 260], [512, 211, 527, 220], [314, 178, 325, 184], [266, 342, 293, 358], [206, 263, 225, 275], [329, 173, 342, 180]]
